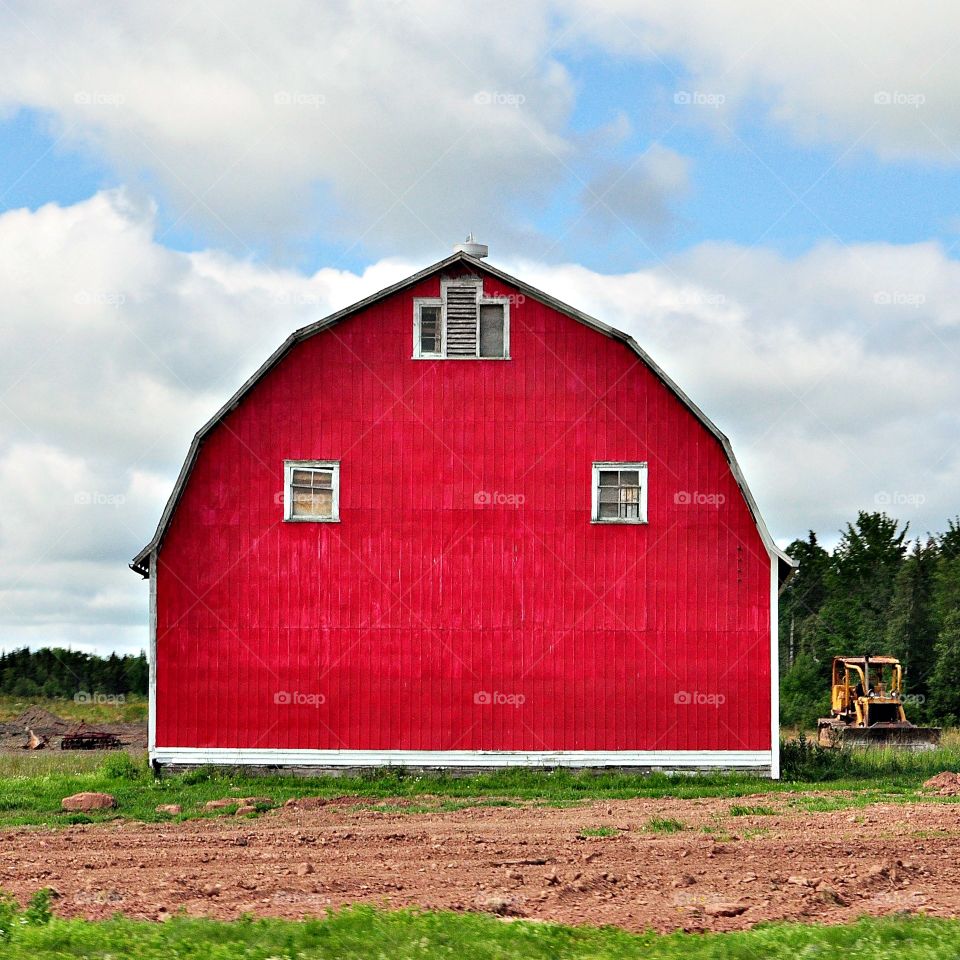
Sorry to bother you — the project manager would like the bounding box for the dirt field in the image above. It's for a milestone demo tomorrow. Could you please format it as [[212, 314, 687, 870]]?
[[0, 705, 147, 753], [2, 793, 959, 933]]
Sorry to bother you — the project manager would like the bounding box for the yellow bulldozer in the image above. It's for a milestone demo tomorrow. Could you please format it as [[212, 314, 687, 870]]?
[[816, 655, 941, 750]]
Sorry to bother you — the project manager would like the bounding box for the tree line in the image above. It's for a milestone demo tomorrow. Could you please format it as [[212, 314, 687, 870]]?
[[779, 512, 960, 729], [0, 647, 148, 699]]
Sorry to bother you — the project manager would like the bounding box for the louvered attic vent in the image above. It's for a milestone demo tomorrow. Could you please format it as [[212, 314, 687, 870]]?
[[445, 284, 479, 356], [413, 280, 509, 360]]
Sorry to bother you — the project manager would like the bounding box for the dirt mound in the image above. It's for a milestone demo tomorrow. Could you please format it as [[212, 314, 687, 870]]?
[[13, 707, 69, 733], [922, 772, 960, 795]]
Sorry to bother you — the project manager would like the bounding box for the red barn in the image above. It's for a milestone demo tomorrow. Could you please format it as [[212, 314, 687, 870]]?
[[132, 243, 795, 777]]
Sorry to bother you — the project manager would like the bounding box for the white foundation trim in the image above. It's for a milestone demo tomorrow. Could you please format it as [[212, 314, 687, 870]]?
[[151, 747, 772, 769]]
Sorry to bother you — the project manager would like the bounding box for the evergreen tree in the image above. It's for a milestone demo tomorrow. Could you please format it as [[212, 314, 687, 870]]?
[[885, 539, 939, 718], [930, 610, 960, 724], [929, 548, 960, 721], [811, 512, 907, 661], [778, 532, 830, 670], [779, 653, 829, 729]]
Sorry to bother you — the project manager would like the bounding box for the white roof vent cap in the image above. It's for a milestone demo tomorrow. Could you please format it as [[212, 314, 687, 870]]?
[[453, 233, 488, 258]]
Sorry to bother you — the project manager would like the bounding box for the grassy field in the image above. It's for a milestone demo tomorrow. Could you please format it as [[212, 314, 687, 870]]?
[[0, 739, 957, 827], [1, 904, 960, 959], [0, 694, 148, 724]]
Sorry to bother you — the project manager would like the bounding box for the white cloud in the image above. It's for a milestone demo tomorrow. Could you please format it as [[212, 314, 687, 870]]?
[[2, 191, 960, 653], [511, 241, 960, 543], [0, 189, 419, 653], [0, 1, 954, 267], [0, 1, 576, 253], [563, 1, 960, 161]]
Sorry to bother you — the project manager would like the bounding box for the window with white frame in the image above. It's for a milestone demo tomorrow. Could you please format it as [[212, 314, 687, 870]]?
[[284, 460, 340, 522], [413, 279, 509, 359], [414, 300, 442, 357], [592, 462, 648, 523]]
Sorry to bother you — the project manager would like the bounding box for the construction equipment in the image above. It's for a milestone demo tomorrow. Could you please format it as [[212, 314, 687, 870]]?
[[817, 656, 941, 750]]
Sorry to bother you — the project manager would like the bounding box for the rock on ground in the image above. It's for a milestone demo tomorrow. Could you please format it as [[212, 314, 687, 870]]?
[[61, 792, 116, 812]]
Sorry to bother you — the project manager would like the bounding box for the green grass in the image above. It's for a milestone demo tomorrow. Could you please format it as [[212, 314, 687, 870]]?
[[0, 736, 958, 829], [2, 905, 960, 959], [779, 735, 960, 782], [0, 694, 147, 724], [728, 804, 777, 816], [644, 816, 684, 833], [578, 825, 618, 837]]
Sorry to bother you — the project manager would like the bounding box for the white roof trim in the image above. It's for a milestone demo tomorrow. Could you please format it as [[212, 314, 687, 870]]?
[[131, 251, 795, 579]]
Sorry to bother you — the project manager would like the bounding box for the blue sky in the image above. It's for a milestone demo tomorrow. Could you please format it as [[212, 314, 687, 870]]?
[[2, 2, 960, 653]]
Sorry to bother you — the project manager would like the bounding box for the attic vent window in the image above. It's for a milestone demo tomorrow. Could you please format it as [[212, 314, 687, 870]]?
[[591, 462, 648, 524], [413, 279, 509, 360]]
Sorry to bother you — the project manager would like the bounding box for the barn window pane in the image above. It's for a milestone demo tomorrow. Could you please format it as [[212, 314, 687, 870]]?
[[599, 471, 619, 486], [285, 461, 340, 522], [419, 304, 441, 355], [291, 488, 332, 517], [479, 304, 505, 357]]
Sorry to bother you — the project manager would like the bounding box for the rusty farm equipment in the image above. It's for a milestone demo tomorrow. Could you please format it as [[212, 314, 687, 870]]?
[[60, 723, 123, 751]]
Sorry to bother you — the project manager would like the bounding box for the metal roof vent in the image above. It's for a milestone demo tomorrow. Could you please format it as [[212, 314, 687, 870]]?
[[453, 233, 488, 258]]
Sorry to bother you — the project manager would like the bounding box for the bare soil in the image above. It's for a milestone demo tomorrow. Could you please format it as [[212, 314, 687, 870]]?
[[3, 794, 960, 932]]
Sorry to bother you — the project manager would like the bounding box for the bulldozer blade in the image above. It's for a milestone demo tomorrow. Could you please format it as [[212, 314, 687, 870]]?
[[836, 726, 941, 751]]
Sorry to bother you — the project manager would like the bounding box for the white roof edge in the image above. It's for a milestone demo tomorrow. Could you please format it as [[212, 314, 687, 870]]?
[[131, 251, 796, 578]]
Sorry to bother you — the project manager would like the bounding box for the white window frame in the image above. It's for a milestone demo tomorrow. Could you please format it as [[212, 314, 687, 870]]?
[[591, 461, 648, 524], [283, 459, 340, 523], [413, 298, 443, 358], [413, 279, 510, 360]]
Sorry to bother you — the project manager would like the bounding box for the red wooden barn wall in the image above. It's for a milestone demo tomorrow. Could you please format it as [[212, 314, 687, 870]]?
[[155, 267, 772, 753]]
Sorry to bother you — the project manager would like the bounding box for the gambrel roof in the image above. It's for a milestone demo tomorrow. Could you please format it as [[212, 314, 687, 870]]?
[[131, 251, 796, 583]]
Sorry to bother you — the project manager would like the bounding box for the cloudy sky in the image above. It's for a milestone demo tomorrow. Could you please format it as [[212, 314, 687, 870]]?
[[2, 1, 959, 654]]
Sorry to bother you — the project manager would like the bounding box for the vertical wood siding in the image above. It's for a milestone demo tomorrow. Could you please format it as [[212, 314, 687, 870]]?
[[155, 269, 771, 753]]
